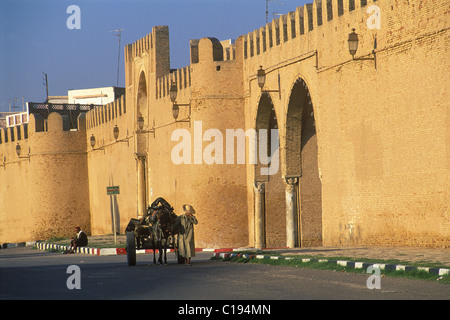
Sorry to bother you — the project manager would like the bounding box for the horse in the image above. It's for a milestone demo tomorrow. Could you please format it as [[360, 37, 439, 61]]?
[[147, 198, 178, 265]]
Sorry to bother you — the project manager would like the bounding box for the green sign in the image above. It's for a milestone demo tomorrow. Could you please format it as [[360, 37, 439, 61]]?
[[107, 186, 120, 195]]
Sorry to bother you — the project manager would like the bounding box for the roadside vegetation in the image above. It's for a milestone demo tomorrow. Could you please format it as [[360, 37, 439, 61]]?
[[211, 251, 450, 284]]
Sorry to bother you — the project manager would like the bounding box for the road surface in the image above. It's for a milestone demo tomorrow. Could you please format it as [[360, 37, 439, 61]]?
[[1, 247, 449, 302]]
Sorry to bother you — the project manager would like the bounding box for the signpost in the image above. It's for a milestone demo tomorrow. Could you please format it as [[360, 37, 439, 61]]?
[[107, 186, 120, 244]]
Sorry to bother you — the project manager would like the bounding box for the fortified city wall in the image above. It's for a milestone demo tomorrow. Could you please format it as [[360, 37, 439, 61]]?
[[241, 0, 449, 247], [1, 0, 448, 248]]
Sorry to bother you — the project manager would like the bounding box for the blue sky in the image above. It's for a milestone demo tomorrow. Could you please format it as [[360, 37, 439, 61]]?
[[0, 0, 308, 112]]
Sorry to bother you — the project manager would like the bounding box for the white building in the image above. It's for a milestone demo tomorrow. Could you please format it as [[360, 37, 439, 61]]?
[[68, 87, 125, 105]]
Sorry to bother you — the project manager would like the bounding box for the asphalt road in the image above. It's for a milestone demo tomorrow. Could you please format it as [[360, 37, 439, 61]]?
[[1, 247, 449, 302]]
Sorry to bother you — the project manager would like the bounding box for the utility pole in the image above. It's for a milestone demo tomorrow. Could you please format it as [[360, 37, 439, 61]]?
[[42, 72, 49, 102], [11, 97, 20, 112], [111, 28, 125, 87]]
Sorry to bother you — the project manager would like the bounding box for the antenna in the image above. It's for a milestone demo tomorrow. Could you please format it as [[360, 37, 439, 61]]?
[[111, 28, 125, 87], [266, 0, 284, 23], [42, 72, 48, 102], [10, 97, 20, 113]]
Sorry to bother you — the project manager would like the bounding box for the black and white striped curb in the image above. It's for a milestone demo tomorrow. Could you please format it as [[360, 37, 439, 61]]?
[[213, 252, 450, 277], [1, 241, 124, 255], [1, 241, 37, 249], [32, 242, 243, 256], [34, 242, 113, 255]]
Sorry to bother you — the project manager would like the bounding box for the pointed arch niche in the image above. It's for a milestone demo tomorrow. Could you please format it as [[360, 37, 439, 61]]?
[[285, 77, 322, 247]]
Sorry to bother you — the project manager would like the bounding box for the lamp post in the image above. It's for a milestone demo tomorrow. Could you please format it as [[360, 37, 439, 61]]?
[[89, 134, 104, 151], [112, 125, 129, 145], [136, 113, 155, 137], [256, 66, 281, 99], [347, 28, 377, 69], [257, 66, 266, 89], [169, 82, 190, 123]]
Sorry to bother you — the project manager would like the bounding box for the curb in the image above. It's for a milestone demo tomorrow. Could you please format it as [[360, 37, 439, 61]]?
[[32, 242, 242, 256], [1, 241, 38, 249], [213, 252, 450, 277]]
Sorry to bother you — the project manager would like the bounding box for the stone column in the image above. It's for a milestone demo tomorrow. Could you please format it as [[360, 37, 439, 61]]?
[[253, 181, 265, 248], [137, 156, 146, 219], [284, 177, 299, 248]]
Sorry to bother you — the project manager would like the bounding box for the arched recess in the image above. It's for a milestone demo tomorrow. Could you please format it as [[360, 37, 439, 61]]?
[[137, 71, 148, 132], [136, 70, 148, 218], [254, 92, 285, 247], [285, 77, 322, 247]]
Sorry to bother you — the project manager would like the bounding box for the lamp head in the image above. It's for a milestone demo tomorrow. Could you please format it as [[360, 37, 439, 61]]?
[[257, 66, 266, 89], [172, 104, 179, 120], [348, 28, 359, 58], [90, 134, 96, 148], [138, 113, 145, 131], [113, 125, 119, 140], [169, 82, 178, 103]]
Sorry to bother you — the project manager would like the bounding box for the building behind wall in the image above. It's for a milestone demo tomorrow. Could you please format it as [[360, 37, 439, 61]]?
[[1, 0, 448, 247]]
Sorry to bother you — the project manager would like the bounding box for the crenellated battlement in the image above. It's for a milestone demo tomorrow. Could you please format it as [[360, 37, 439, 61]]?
[[0, 108, 87, 147], [86, 95, 126, 130], [140, 0, 382, 101], [156, 65, 191, 100], [125, 33, 153, 62], [0, 122, 28, 146], [241, 0, 377, 61], [155, 37, 239, 100], [0, 110, 89, 171]]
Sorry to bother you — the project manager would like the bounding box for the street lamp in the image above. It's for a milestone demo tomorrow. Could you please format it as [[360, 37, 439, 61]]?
[[347, 28, 377, 69], [16, 143, 21, 157], [89, 134, 105, 151], [113, 125, 119, 140], [257, 66, 266, 89], [136, 112, 155, 137], [15, 143, 29, 159], [112, 124, 129, 145], [348, 29, 359, 58], [172, 105, 180, 120], [137, 113, 145, 131], [90, 134, 96, 148], [169, 82, 178, 104], [169, 82, 190, 122], [256, 66, 281, 99]]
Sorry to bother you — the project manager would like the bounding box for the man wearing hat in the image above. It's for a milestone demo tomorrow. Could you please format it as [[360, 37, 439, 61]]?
[[173, 204, 198, 265]]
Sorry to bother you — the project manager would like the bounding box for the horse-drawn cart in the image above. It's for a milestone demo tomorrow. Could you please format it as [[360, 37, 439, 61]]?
[[125, 197, 184, 266]]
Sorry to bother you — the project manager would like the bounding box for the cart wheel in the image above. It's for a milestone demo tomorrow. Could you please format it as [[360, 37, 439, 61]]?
[[175, 235, 185, 264], [176, 250, 185, 264], [126, 231, 136, 266]]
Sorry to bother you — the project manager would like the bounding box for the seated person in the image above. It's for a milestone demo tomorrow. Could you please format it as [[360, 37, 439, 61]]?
[[65, 226, 88, 253]]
